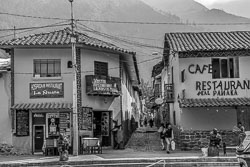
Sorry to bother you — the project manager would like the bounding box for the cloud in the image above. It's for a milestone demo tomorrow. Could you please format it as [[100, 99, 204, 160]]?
[[194, 0, 238, 7]]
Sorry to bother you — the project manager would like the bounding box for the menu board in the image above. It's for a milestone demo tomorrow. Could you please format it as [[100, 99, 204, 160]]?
[[59, 113, 71, 145], [79, 107, 92, 130], [16, 110, 29, 136], [59, 113, 71, 134]]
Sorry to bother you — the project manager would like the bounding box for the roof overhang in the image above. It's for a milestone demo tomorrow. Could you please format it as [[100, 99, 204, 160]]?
[[179, 98, 250, 108], [121, 52, 140, 85]]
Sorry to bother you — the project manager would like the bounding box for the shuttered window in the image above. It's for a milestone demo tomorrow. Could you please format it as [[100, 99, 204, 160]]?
[[94, 61, 108, 76]]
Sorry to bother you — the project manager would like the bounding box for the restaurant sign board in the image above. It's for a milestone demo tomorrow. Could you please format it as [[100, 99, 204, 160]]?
[[86, 75, 121, 96], [30, 82, 64, 98]]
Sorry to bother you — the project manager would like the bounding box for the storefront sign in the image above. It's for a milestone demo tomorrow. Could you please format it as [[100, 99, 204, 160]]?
[[33, 113, 45, 124], [16, 110, 29, 136], [86, 75, 120, 96], [30, 82, 64, 98], [196, 80, 250, 96]]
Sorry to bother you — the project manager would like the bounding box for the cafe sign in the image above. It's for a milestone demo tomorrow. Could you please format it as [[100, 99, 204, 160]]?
[[30, 82, 64, 98]]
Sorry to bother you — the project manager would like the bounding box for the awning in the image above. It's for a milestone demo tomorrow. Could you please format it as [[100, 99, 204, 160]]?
[[179, 98, 250, 108], [11, 102, 73, 110]]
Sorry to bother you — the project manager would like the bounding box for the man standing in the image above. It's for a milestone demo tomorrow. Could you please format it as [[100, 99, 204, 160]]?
[[237, 122, 246, 146]]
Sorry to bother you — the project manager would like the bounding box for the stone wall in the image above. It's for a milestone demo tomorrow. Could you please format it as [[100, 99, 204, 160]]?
[[178, 130, 238, 151]]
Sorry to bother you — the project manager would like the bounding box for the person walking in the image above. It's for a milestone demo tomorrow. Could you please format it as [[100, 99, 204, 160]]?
[[236, 122, 246, 146], [158, 123, 166, 150], [164, 123, 174, 154], [149, 118, 154, 128]]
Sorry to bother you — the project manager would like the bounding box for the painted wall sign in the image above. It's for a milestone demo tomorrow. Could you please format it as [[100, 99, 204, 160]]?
[[16, 110, 29, 136], [188, 64, 212, 74], [30, 82, 64, 98], [86, 75, 121, 96], [196, 80, 250, 96]]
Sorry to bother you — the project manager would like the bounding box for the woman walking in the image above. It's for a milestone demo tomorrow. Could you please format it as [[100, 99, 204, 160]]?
[[158, 123, 166, 150]]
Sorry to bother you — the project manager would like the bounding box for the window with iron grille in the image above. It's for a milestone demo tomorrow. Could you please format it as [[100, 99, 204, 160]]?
[[94, 61, 108, 76], [34, 59, 61, 77]]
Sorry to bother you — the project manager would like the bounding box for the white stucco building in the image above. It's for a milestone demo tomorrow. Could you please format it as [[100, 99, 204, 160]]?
[[0, 28, 141, 154], [154, 31, 250, 150]]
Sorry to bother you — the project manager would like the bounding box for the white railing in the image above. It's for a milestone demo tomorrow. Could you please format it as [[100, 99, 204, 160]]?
[[146, 159, 166, 167]]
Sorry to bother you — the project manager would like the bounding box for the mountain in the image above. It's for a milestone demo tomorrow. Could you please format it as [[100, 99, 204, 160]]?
[[209, 0, 250, 19], [0, 0, 202, 82], [142, 0, 207, 18], [141, 0, 250, 31]]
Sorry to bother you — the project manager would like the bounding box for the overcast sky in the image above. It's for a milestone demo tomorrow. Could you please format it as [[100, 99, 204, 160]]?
[[194, 0, 250, 18]]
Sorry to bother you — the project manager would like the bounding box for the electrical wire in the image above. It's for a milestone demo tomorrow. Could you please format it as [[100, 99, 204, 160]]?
[[76, 23, 163, 50], [0, 12, 68, 21], [1, 11, 250, 26], [11, 56, 162, 75], [0, 20, 71, 39]]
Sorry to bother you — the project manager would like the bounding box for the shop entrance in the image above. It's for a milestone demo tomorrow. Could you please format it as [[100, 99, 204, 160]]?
[[93, 111, 111, 146], [34, 125, 45, 152]]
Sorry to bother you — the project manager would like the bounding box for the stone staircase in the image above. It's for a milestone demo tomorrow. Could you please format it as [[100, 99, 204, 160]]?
[[125, 126, 163, 152]]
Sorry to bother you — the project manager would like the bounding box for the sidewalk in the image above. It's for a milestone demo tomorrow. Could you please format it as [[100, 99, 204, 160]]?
[[0, 147, 237, 165]]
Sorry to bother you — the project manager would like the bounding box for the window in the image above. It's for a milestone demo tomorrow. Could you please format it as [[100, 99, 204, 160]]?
[[34, 59, 61, 77], [94, 61, 108, 76], [212, 57, 239, 79]]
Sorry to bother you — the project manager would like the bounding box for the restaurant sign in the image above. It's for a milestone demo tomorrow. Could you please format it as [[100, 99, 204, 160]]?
[[30, 82, 64, 98], [86, 75, 121, 96]]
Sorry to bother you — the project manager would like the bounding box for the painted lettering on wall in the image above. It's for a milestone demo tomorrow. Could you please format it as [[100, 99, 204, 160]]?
[[188, 64, 212, 74], [196, 80, 250, 96], [30, 82, 64, 98]]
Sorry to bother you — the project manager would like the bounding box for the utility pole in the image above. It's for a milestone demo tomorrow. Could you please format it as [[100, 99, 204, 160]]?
[[69, 0, 79, 156]]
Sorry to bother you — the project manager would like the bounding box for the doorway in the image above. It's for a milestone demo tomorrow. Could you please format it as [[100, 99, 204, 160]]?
[[93, 111, 112, 146], [33, 125, 45, 152]]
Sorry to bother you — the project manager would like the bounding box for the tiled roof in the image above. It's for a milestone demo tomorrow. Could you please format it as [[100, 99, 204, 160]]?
[[179, 98, 250, 108], [0, 28, 134, 54], [11, 102, 72, 110], [165, 31, 250, 52]]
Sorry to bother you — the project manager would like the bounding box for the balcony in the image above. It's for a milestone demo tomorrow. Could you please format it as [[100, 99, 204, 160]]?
[[85, 75, 121, 97], [164, 84, 174, 103]]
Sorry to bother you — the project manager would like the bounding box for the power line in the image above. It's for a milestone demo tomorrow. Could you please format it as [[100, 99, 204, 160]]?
[[77, 19, 250, 26], [76, 23, 164, 49], [0, 12, 68, 21], [11, 56, 162, 75], [0, 21, 70, 39], [1, 11, 250, 26], [0, 23, 70, 32]]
